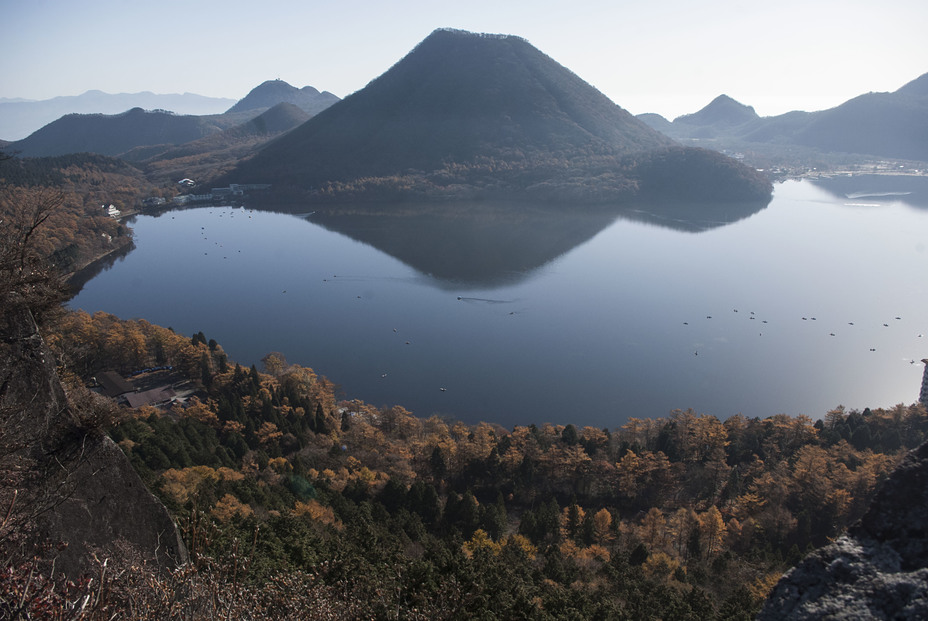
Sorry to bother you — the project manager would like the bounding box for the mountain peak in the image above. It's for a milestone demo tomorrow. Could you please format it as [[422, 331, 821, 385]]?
[[226, 80, 339, 115], [421, 27, 526, 43], [231, 28, 678, 198], [675, 94, 758, 126]]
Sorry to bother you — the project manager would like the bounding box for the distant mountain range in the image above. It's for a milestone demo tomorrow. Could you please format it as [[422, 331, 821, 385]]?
[[639, 73, 928, 163], [227, 29, 771, 204], [0, 91, 236, 141], [12, 31, 921, 208], [6, 81, 339, 161]]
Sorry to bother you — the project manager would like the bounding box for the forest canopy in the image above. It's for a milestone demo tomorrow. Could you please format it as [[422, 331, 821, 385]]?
[[19, 308, 924, 619]]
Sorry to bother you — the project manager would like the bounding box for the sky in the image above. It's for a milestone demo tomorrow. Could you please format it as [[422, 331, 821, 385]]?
[[2, 0, 926, 120]]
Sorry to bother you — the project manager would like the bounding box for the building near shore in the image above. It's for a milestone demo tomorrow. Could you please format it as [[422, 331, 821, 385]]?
[[125, 386, 176, 408], [96, 370, 133, 398]]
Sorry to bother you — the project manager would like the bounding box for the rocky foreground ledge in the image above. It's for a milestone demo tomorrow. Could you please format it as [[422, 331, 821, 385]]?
[[0, 294, 187, 577], [758, 441, 928, 619]]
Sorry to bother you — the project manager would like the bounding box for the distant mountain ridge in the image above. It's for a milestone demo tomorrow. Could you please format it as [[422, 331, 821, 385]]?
[[674, 94, 759, 127], [228, 29, 769, 204], [7, 80, 337, 162], [896, 72, 928, 97], [639, 72, 928, 162], [9, 108, 224, 158], [0, 90, 236, 141], [227, 80, 339, 115], [790, 87, 928, 161]]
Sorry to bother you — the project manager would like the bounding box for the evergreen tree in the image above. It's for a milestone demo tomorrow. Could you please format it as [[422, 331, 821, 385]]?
[[430, 446, 447, 479], [199, 353, 212, 388], [561, 424, 579, 445], [314, 404, 328, 435], [377, 479, 406, 514], [481, 492, 508, 540], [407, 481, 441, 528]]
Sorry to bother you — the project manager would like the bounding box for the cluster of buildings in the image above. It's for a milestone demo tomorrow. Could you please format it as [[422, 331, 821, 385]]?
[[170, 182, 271, 205], [137, 180, 272, 210], [95, 369, 191, 409]]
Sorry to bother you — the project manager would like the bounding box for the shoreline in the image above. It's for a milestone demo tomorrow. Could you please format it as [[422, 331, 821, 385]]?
[[65, 237, 135, 295]]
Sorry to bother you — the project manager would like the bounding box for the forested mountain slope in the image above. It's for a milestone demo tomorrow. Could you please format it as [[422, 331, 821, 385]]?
[[229, 29, 770, 204]]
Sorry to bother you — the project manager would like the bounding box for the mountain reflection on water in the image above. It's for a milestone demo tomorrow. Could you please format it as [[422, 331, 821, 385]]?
[[67, 178, 928, 428], [309, 198, 769, 288], [617, 198, 770, 233]]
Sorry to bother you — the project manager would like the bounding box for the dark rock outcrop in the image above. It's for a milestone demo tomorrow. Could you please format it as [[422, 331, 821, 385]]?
[[0, 294, 187, 577], [757, 441, 928, 619]]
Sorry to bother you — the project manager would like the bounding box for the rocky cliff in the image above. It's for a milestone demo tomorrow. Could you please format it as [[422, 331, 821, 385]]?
[[757, 441, 928, 619], [0, 293, 187, 577]]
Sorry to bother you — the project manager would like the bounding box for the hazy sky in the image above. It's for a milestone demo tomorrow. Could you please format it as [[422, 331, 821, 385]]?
[[2, 0, 926, 120]]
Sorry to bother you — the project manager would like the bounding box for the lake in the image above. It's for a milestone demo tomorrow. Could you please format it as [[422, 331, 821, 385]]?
[[69, 175, 928, 428]]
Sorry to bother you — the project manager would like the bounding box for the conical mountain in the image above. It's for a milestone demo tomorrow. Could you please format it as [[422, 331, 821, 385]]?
[[229, 29, 769, 204], [231, 30, 671, 188]]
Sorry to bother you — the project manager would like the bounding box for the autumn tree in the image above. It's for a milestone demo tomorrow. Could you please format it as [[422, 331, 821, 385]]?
[[0, 186, 68, 322], [697, 506, 726, 558], [590, 507, 614, 545], [261, 352, 289, 377], [639, 507, 668, 552]]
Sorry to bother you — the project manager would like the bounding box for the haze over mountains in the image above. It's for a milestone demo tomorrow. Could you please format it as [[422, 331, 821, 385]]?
[[8, 108, 226, 159], [639, 72, 928, 163], [227, 29, 769, 204], [0, 91, 236, 141], [3, 29, 924, 207], [5, 81, 339, 160]]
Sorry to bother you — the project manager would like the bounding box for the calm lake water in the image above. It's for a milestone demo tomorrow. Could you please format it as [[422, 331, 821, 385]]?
[[70, 176, 928, 428]]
